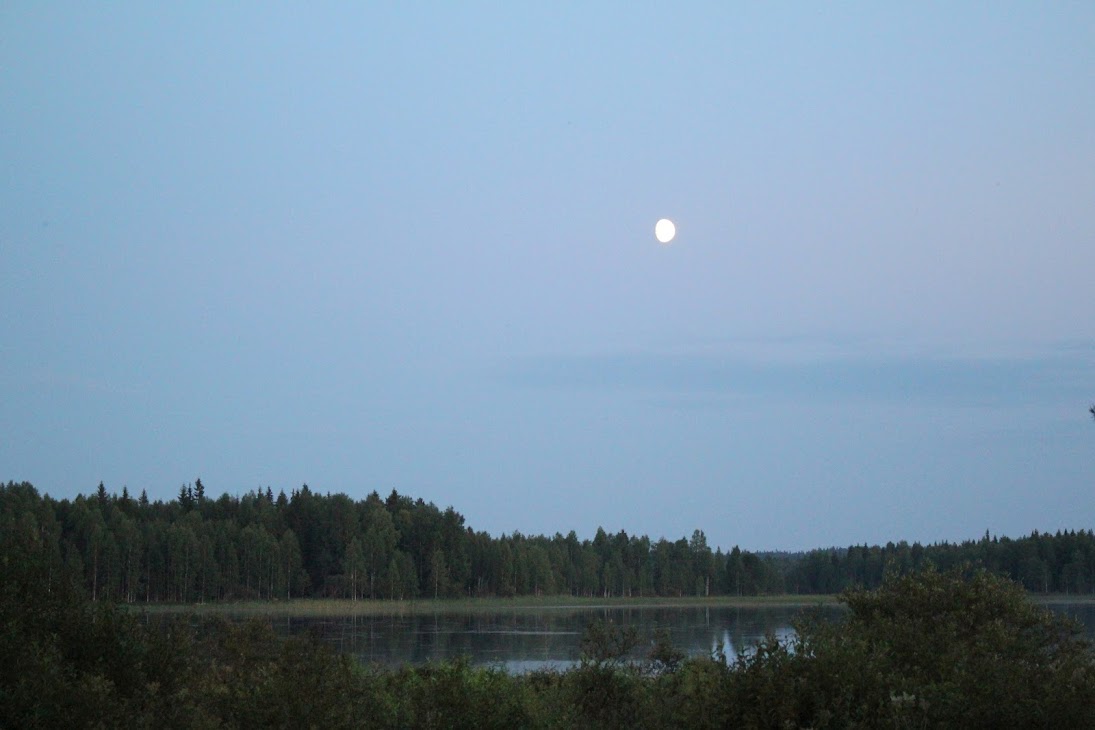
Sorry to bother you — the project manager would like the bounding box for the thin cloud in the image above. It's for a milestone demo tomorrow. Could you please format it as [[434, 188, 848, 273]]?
[[504, 341, 1095, 407]]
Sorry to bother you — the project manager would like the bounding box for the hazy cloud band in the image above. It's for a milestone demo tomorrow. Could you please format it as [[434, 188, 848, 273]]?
[[505, 343, 1095, 406]]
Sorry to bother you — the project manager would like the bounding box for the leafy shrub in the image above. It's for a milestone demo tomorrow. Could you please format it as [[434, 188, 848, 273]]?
[[772, 566, 1095, 728]]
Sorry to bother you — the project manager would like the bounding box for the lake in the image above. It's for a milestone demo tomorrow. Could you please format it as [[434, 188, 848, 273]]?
[[261, 600, 1095, 672], [263, 603, 834, 672]]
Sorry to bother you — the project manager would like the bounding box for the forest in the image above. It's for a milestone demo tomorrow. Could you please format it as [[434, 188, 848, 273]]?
[[3, 479, 1093, 604]]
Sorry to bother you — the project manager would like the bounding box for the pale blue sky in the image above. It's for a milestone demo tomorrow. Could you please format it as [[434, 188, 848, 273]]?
[[3, 3, 1093, 550]]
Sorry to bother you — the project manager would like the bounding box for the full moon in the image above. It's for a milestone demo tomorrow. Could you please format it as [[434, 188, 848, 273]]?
[[655, 218, 676, 244]]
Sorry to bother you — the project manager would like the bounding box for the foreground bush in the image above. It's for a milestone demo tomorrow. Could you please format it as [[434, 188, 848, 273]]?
[[723, 567, 1095, 728]]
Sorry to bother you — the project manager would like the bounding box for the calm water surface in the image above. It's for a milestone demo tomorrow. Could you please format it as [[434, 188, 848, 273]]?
[[263, 601, 1095, 673], [270, 604, 838, 672]]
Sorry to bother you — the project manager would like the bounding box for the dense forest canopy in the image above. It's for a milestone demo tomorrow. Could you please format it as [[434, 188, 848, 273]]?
[[2, 479, 1093, 603]]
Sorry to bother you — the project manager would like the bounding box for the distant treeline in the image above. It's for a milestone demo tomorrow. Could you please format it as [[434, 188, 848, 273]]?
[[2, 480, 1092, 603]]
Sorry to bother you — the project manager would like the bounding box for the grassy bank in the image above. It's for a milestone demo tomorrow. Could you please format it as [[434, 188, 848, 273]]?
[[130, 587, 1083, 618], [132, 593, 841, 617], [1034, 593, 1095, 605]]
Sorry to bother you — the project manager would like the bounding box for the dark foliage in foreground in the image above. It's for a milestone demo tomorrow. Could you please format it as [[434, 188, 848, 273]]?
[[5, 515, 1095, 730]]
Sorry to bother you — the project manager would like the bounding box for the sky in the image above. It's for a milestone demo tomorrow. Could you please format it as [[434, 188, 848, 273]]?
[[3, 3, 1094, 551]]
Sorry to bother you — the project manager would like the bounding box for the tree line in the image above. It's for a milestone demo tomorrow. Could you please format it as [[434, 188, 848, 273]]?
[[3, 479, 1094, 603]]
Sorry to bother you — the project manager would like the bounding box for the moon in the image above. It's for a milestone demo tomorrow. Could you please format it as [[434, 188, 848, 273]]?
[[655, 218, 676, 244]]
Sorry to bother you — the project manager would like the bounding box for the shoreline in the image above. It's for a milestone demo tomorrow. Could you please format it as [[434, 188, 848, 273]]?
[[129, 593, 843, 617], [125, 591, 1095, 617]]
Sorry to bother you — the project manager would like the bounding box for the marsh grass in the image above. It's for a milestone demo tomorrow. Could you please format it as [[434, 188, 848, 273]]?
[[133, 593, 839, 617], [1035, 593, 1095, 605]]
